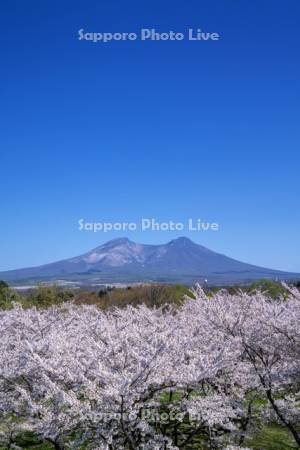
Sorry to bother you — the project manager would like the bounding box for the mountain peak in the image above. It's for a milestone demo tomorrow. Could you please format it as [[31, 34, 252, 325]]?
[[1, 236, 299, 286], [168, 236, 196, 246], [170, 236, 193, 243], [104, 237, 133, 246]]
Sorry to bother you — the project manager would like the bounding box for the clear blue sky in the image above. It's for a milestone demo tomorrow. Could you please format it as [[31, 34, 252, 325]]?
[[0, 0, 299, 272]]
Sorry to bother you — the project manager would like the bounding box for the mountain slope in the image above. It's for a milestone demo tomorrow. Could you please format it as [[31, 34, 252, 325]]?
[[1, 237, 299, 285]]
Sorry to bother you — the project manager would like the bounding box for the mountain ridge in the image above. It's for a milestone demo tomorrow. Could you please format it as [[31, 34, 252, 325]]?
[[1, 237, 299, 286]]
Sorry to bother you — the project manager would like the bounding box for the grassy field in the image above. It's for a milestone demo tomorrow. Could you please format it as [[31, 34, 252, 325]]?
[[0, 424, 297, 449]]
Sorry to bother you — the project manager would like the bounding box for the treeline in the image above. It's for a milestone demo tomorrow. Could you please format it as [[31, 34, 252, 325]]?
[[0, 279, 298, 311], [0, 282, 191, 310]]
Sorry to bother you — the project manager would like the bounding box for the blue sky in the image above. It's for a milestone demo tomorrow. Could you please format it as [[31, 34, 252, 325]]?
[[0, 0, 299, 272]]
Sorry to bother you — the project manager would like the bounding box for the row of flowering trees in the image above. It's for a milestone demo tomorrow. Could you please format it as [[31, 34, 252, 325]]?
[[0, 284, 299, 449]]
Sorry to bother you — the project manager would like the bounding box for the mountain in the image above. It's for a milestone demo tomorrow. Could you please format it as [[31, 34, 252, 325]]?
[[1, 237, 299, 286]]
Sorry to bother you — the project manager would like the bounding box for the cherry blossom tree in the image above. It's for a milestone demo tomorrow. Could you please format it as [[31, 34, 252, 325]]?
[[0, 284, 299, 449]]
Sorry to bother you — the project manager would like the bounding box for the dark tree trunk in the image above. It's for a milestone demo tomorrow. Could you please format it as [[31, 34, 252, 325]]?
[[266, 389, 300, 448]]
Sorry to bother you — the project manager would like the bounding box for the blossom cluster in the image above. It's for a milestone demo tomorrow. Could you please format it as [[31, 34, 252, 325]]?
[[0, 284, 299, 449]]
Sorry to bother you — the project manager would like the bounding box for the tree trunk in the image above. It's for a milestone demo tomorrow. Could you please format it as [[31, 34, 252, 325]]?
[[266, 389, 300, 448]]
